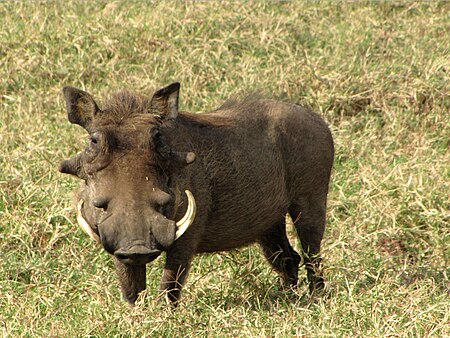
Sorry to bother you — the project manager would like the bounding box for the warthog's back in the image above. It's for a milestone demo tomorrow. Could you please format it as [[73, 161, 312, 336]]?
[[181, 99, 334, 252]]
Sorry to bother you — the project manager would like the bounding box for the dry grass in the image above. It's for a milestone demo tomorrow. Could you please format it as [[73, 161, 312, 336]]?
[[1, 1, 449, 337]]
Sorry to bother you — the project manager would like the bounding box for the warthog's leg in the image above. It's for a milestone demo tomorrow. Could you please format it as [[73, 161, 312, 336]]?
[[159, 248, 194, 306], [113, 257, 146, 305], [258, 222, 301, 287], [289, 195, 326, 292]]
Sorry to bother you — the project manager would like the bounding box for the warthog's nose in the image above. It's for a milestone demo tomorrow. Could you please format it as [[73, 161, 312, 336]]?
[[114, 245, 161, 265]]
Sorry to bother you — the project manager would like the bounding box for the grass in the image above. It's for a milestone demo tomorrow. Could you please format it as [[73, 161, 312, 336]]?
[[1, 1, 449, 337]]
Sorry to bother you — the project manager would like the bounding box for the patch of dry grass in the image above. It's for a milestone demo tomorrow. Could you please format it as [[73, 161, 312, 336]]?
[[1, 1, 449, 337]]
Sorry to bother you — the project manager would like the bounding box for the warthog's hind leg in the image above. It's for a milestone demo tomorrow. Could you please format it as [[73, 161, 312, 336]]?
[[258, 222, 301, 287], [289, 196, 326, 292]]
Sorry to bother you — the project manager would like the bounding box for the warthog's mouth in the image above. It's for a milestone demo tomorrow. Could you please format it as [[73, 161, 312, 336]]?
[[114, 246, 162, 265], [76, 190, 196, 244]]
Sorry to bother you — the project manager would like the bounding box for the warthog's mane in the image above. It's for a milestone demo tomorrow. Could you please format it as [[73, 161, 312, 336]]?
[[215, 93, 264, 112], [93, 90, 268, 131], [97, 91, 154, 126], [179, 93, 265, 128]]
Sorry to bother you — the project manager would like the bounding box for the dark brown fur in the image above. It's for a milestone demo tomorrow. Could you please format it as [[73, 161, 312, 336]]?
[[59, 83, 334, 305]]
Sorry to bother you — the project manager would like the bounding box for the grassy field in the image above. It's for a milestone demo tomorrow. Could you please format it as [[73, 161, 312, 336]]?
[[1, 1, 449, 337]]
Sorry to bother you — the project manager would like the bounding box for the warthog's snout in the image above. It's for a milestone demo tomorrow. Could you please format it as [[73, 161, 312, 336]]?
[[114, 245, 161, 265]]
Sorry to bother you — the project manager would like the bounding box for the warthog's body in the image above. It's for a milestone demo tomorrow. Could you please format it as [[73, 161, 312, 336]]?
[[59, 83, 334, 305]]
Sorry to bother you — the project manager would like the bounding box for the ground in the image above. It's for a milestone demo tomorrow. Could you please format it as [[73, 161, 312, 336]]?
[[0, 2, 449, 337]]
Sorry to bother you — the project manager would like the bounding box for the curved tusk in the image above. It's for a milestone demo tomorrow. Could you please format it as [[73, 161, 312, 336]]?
[[77, 199, 101, 243], [175, 190, 196, 240]]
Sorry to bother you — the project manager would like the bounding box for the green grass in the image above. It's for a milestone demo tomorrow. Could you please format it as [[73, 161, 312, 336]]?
[[1, 1, 449, 337]]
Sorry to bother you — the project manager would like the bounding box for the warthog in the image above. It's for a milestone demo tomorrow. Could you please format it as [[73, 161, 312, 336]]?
[[59, 82, 334, 305]]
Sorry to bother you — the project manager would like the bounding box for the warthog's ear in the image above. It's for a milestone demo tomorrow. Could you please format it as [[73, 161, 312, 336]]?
[[62, 86, 100, 130], [149, 82, 180, 120]]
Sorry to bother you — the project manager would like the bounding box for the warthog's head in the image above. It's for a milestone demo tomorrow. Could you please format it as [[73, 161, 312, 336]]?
[[59, 83, 196, 265]]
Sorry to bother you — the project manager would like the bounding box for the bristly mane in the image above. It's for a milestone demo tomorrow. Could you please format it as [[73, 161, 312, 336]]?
[[215, 93, 264, 111], [95, 90, 261, 129], [176, 93, 264, 129], [98, 91, 153, 125]]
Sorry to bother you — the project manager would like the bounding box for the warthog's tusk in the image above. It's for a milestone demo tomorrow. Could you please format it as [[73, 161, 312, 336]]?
[[175, 190, 196, 240], [77, 200, 101, 243]]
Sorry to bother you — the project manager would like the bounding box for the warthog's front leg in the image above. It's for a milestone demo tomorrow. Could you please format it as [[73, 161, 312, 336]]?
[[159, 248, 194, 306], [113, 257, 146, 305]]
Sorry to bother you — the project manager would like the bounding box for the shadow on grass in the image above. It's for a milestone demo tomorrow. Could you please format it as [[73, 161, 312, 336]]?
[[185, 274, 328, 312]]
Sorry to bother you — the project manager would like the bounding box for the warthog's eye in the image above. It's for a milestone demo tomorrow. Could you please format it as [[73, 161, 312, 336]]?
[[90, 132, 101, 147], [84, 132, 109, 168], [80, 130, 113, 175]]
